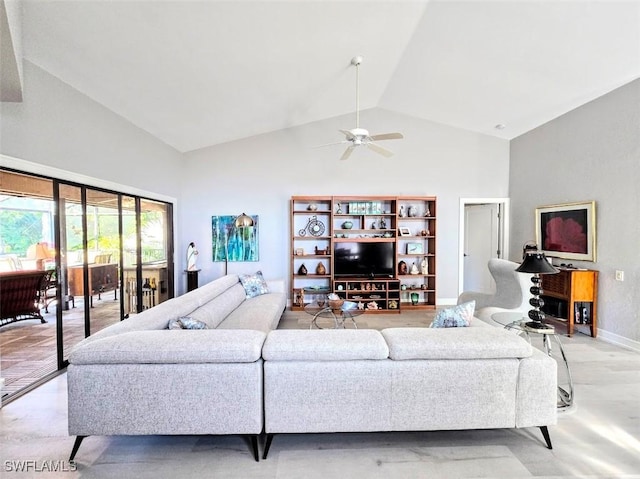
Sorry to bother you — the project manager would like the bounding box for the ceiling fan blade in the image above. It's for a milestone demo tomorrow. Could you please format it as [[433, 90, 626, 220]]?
[[339, 129, 355, 140], [340, 146, 356, 161], [313, 140, 350, 149], [367, 142, 394, 158], [369, 132, 404, 141]]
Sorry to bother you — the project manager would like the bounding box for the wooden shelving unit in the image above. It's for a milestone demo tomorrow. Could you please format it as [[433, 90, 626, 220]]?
[[290, 195, 437, 312]]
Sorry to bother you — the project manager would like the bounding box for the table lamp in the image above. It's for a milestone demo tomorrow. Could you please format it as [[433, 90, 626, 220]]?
[[225, 213, 255, 275], [516, 249, 559, 330], [28, 242, 54, 270]]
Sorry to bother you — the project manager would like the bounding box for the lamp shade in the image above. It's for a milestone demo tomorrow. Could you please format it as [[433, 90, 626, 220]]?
[[516, 252, 559, 274], [234, 213, 254, 228]]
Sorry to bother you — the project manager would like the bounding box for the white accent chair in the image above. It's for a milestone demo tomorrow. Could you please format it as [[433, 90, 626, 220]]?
[[458, 258, 533, 327]]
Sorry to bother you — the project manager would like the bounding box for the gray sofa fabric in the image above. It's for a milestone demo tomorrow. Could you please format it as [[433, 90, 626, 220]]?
[[67, 274, 286, 462], [262, 320, 557, 456], [68, 275, 557, 463]]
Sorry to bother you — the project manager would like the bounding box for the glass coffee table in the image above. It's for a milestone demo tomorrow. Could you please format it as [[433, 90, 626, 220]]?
[[304, 302, 364, 329], [492, 312, 574, 410]]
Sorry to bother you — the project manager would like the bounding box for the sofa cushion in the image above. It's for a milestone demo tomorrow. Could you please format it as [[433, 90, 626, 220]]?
[[263, 330, 389, 361], [431, 301, 475, 328], [239, 270, 269, 298], [381, 326, 531, 360], [70, 330, 267, 364]]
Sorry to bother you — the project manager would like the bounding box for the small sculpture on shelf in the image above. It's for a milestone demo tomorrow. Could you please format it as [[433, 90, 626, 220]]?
[[408, 205, 417, 217], [421, 256, 428, 275], [336, 202, 343, 214], [398, 261, 408, 275], [425, 207, 431, 217], [379, 217, 387, 229], [388, 300, 398, 309], [298, 264, 308, 275], [295, 289, 305, 307], [399, 205, 406, 217], [316, 262, 326, 275], [410, 262, 419, 275]]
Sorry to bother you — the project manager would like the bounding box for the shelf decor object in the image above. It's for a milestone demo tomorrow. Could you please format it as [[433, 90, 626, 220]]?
[[516, 249, 560, 330], [212, 213, 258, 275]]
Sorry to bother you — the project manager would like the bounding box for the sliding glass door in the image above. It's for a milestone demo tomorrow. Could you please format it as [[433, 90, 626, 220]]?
[[0, 168, 174, 402]]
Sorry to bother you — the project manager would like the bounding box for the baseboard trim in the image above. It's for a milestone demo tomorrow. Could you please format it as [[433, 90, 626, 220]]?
[[597, 329, 640, 353]]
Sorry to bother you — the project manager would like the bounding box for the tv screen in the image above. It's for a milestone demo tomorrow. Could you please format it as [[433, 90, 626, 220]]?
[[334, 242, 395, 278]]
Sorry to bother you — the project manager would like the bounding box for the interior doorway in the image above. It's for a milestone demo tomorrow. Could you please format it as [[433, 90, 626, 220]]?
[[458, 198, 509, 297]]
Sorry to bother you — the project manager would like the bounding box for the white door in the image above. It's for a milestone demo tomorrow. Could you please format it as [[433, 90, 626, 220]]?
[[463, 203, 500, 293]]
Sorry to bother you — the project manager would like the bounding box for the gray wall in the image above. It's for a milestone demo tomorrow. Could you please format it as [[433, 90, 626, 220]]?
[[180, 107, 510, 302], [509, 79, 640, 347]]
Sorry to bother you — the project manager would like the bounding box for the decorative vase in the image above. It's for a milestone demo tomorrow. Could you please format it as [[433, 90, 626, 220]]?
[[411, 292, 419, 305], [298, 264, 308, 275], [316, 262, 326, 275], [341, 221, 353, 229]]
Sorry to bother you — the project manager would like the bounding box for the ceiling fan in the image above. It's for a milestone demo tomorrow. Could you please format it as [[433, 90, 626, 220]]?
[[318, 56, 404, 161]]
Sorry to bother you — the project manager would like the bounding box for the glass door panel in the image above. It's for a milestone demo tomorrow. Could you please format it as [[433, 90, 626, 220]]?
[[85, 188, 122, 333], [139, 199, 170, 311], [122, 195, 140, 315], [58, 183, 88, 364]]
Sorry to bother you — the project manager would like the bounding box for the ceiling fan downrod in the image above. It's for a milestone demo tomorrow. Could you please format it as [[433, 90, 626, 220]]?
[[351, 56, 363, 129]]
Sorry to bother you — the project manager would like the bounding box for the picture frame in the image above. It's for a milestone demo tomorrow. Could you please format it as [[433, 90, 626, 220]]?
[[406, 242, 424, 254], [398, 227, 411, 237], [536, 201, 596, 262]]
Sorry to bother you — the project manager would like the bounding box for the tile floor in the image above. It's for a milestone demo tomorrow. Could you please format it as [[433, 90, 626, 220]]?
[[1, 311, 639, 478]]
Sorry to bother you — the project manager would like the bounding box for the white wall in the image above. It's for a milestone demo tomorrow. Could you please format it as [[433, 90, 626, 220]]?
[[0, 61, 182, 199], [509, 79, 640, 347], [180, 108, 510, 300]]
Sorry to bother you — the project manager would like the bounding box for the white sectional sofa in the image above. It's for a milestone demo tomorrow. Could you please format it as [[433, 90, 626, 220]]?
[[67, 274, 286, 462], [67, 274, 557, 464], [261, 320, 557, 458]]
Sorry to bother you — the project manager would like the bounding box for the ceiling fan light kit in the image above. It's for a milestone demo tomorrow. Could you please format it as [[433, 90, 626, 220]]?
[[318, 55, 404, 160]]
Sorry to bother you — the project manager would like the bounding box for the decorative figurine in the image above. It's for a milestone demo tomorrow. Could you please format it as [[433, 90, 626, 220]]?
[[298, 263, 308, 275], [316, 262, 326, 275], [408, 205, 417, 217], [398, 260, 408, 275], [399, 205, 406, 217], [421, 256, 428, 275], [336, 202, 343, 214], [410, 262, 419, 275], [425, 207, 431, 217], [379, 217, 387, 229], [186, 242, 198, 271]]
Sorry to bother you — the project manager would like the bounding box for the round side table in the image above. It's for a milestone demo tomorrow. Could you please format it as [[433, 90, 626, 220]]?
[[491, 312, 574, 410]]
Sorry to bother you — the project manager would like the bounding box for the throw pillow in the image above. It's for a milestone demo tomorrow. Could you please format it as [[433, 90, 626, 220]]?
[[166, 317, 208, 330], [430, 301, 475, 328], [239, 270, 269, 298]]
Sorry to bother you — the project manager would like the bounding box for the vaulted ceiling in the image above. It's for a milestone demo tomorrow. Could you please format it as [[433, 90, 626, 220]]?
[[6, 1, 640, 153]]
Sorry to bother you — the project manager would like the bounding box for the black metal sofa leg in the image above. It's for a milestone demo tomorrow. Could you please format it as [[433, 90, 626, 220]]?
[[69, 436, 86, 461], [262, 433, 274, 460], [540, 426, 553, 449], [249, 435, 259, 462]]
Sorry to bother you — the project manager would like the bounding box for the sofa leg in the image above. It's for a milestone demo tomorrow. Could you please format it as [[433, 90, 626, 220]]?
[[69, 435, 86, 461], [262, 434, 274, 460], [249, 435, 259, 462], [539, 426, 553, 449]]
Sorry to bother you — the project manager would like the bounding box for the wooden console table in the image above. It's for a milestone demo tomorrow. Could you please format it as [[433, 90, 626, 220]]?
[[68, 263, 118, 307], [541, 268, 598, 337]]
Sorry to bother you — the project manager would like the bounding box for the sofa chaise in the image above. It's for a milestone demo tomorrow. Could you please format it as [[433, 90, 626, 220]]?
[[67, 274, 286, 462]]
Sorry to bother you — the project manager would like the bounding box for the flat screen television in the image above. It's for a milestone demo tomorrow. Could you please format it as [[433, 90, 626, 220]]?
[[333, 242, 395, 278], [536, 201, 596, 262]]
